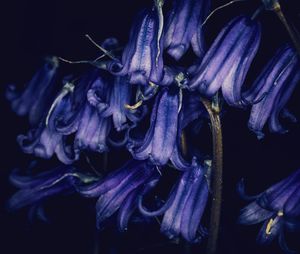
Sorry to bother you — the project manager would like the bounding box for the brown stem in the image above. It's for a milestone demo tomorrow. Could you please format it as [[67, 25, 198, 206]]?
[[201, 97, 223, 254], [272, 2, 300, 57]]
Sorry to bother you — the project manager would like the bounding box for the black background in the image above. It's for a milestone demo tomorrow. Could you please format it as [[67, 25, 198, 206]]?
[[1, 0, 300, 253]]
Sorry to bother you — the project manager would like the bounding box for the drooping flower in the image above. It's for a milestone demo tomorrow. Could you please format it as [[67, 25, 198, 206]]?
[[78, 159, 160, 230], [7, 165, 97, 211], [128, 85, 206, 169], [108, 6, 164, 86], [6, 56, 60, 126], [138, 161, 209, 242], [128, 88, 180, 166], [238, 169, 300, 252], [88, 76, 146, 132], [74, 102, 111, 155], [17, 121, 77, 165], [164, 0, 210, 60], [188, 16, 261, 106], [47, 69, 100, 135], [243, 45, 300, 139]]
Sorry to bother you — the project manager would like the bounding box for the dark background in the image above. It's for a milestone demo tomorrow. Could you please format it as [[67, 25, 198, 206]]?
[[1, 0, 300, 253]]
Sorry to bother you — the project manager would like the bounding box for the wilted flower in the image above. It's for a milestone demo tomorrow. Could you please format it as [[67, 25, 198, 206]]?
[[238, 169, 300, 252], [243, 45, 300, 139], [189, 16, 261, 106], [79, 159, 160, 230], [164, 0, 210, 60]]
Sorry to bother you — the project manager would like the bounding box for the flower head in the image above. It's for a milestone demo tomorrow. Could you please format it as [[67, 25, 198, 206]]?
[[238, 169, 300, 252], [128, 88, 180, 166], [243, 45, 300, 139], [189, 16, 261, 106], [6, 56, 60, 126], [139, 161, 209, 242], [7, 165, 96, 211], [79, 159, 160, 230], [164, 0, 210, 60], [108, 6, 164, 85]]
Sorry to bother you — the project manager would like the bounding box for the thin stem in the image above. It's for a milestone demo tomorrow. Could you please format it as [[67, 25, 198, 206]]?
[[85, 34, 119, 61], [201, 97, 223, 254], [271, 2, 300, 57]]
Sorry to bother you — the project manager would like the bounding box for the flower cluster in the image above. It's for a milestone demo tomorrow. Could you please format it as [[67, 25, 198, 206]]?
[[6, 0, 300, 251]]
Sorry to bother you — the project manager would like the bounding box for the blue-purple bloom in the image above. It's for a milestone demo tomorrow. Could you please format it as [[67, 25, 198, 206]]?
[[79, 159, 160, 230], [17, 122, 76, 165], [128, 88, 180, 166], [108, 7, 164, 85], [243, 45, 300, 139], [7, 165, 97, 211], [164, 0, 210, 60], [47, 70, 99, 135], [6, 56, 60, 126], [238, 169, 300, 252], [139, 161, 209, 242], [74, 102, 111, 155], [188, 16, 261, 106], [88, 76, 146, 131]]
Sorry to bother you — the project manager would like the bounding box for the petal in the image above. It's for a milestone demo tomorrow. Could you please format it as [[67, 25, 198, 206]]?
[[151, 89, 179, 165], [8, 57, 59, 125], [109, 8, 164, 85], [164, 0, 210, 60], [180, 165, 209, 242], [238, 202, 273, 225], [247, 46, 299, 138], [189, 16, 261, 99], [160, 169, 194, 239], [96, 162, 155, 228], [79, 160, 142, 197]]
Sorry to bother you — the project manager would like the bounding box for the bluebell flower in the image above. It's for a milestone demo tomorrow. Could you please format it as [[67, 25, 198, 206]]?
[[47, 70, 99, 135], [79, 159, 160, 230], [243, 45, 300, 139], [88, 76, 146, 132], [128, 86, 206, 169], [189, 16, 261, 106], [74, 102, 111, 154], [7, 165, 97, 212], [138, 161, 209, 242], [128, 88, 181, 166], [238, 169, 300, 252], [164, 0, 210, 60], [6, 56, 60, 126], [17, 122, 77, 165], [108, 7, 164, 85]]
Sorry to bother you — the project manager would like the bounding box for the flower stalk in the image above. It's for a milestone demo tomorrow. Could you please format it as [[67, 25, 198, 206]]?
[[264, 0, 300, 57], [201, 96, 223, 254]]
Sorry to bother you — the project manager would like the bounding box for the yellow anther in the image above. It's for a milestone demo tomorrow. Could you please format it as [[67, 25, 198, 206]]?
[[265, 218, 274, 235], [124, 100, 143, 110], [180, 132, 187, 156]]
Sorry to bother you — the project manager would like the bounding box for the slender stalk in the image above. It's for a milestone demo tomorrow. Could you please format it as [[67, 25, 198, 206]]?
[[201, 97, 223, 254], [271, 2, 300, 57]]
